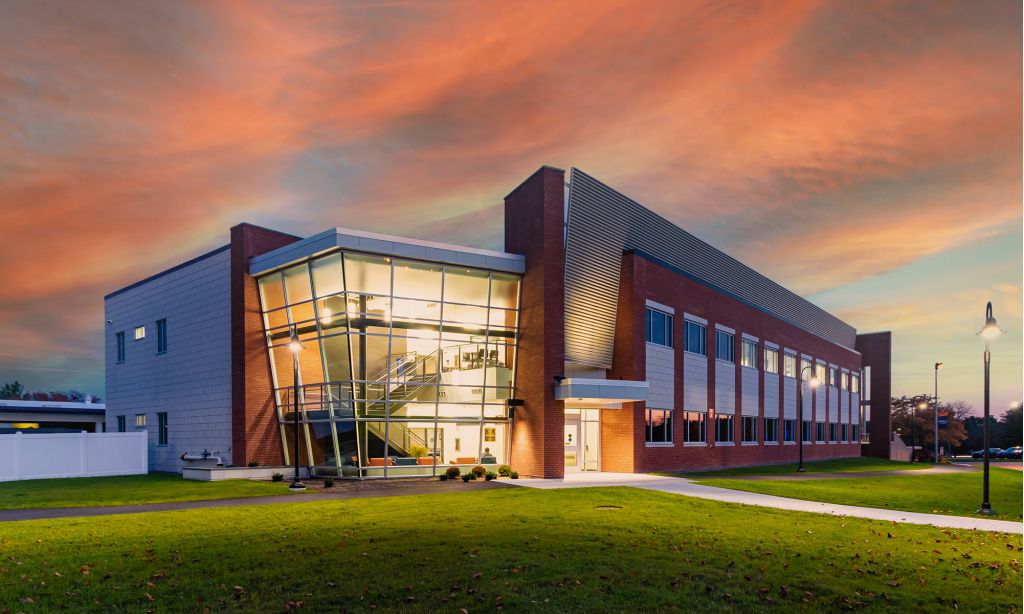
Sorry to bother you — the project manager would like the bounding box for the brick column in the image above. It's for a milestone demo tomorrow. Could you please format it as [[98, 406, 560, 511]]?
[[504, 166, 566, 478], [230, 223, 301, 467]]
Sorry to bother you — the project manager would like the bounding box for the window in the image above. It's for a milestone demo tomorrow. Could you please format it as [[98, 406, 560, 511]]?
[[764, 347, 779, 374], [851, 375, 860, 394], [783, 353, 796, 378], [815, 363, 827, 385], [800, 360, 814, 381], [816, 422, 826, 442], [135, 414, 146, 428], [684, 321, 707, 355], [134, 325, 146, 340], [841, 423, 849, 442], [829, 367, 838, 387], [783, 419, 796, 442], [683, 411, 706, 443], [841, 372, 849, 390], [645, 409, 673, 444], [715, 330, 734, 362], [715, 415, 734, 444], [117, 415, 126, 432], [156, 319, 167, 353], [742, 416, 758, 443], [740, 339, 758, 369], [158, 412, 168, 445], [645, 308, 673, 347], [115, 331, 126, 363], [858, 422, 867, 443], [801, 420, 813, 443], [829, 423, 837, 442], [765, 417, 779, 443]]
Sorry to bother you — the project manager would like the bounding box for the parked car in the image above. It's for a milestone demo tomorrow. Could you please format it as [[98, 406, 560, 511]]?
[[971, 448, 1004, 459], [996, 446, 1022, 460]]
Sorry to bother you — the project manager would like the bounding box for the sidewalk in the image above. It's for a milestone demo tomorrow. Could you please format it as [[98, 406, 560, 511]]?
[[515, 473, 1023, 534]]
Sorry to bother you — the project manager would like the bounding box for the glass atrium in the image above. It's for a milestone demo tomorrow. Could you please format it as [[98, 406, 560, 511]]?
[[257, 251, 520, 477]]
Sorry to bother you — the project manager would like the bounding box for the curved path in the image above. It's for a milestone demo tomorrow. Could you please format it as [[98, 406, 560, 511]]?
[[515, 472, 1023, 534], [704, 463, 975, 481]]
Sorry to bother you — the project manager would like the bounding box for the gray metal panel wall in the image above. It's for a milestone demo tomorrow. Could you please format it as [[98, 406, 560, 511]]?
[[564, 168, 857, 368]]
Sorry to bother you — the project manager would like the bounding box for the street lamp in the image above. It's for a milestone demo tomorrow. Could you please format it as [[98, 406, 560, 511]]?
[[288, 327, 306, 492], [933, 362, 942, 462], [976, 301, 1002, 515], [796, 364, 821, 472]]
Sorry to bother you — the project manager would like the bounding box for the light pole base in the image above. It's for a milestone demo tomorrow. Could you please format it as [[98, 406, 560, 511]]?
[[288, 481, 306, 492], [796, 466, 806, 473], [977, 506, 995, 516]]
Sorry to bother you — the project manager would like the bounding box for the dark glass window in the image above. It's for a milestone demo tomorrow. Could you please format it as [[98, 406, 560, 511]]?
[[645, 409, 673, 443], [742, 416, 758, 442], [117, 415, 126, 433], [829, 422, 837, 442], [764, 417, 778, 443], [783, 419, 796, 442], [683, 411, 706, 443], [158, 412, 168, 445], [156, 319, 167, 354], [816, 422, 826, 442], [684, 321, 707, 355], [115, 332, 126, 363], [802, 420, 813, 443], [645, 308, 673, 347], [715, 331, 735, 362], [715, 415, 734, 443]]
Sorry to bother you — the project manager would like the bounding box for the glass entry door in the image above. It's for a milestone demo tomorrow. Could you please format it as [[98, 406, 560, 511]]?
[[565, 409, 600, 472]]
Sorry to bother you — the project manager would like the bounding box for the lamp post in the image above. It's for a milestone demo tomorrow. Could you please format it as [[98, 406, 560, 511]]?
[[288, 327, 306, 492], [977, 302, 1002, 515], [933, 362, 942, 462], [796, 364, 821, 472]]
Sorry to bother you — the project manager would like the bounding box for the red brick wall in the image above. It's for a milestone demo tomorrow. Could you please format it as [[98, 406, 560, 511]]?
[[603, 254, 642, 472], [504, 167, 566, 478], [622, 252, 863, 472], [857, 331, 892, 459], [230, 223, 301, 467]]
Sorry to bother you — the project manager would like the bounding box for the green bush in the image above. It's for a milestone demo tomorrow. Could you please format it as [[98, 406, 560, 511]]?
[[471, 465, 487, 478], [485, 472, 497, 481], [439, 474, 448, 481], [247, 462, 259, 468], [510, 471, 519, 479], [271, 473, 284, 482], [497, 464, 513, 477], [461, 473, 473, 482], [444, 466, 461, 479], [323, 478, 335, 488]]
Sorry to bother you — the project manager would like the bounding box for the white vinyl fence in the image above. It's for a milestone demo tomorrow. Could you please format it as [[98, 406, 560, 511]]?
[[0, 431, 148, 482]]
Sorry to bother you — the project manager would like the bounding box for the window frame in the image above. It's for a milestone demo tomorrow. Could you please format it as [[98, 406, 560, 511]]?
[[815, 421, 826, 443], [714, 330, 735, 363], [156, 319, 168, 354], [764, 347, 779, 374], [157, 412, 168, 445], [801, 420, 813, 443], [682, 411, 706, 443], [740, 339, 758, 369], [683, 320, 707, 356], [645, 408, 673, 445], [783, 419, 797, 443], [764, 417, 779, 443], [741, 416, 758, 443], [715, 414, 734, 445], [644, 308, 674, 348], [133, 325, 146, 341], [135, 414, 147, 428], [783, 353, 797, 378], [115, 331, 126, 363], [116, 415, 126, 433]]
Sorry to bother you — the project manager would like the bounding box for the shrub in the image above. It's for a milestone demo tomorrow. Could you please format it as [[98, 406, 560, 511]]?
[[444, 466, 461, 479], [407, 444, 430, 458], [461, 473, 473, 482], [497, 464, 513, 477], [485, 472, 497, 481], [439, 474, 448, 481], [471, 465, 487, 478], [271, 472, 284, 482], [510, 471, 519, 479], [247, 461, 259, 468], [323, 478, 335, 488]]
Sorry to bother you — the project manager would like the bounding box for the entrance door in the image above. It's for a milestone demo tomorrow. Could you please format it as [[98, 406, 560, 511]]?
[[564, 416, 581, 470]]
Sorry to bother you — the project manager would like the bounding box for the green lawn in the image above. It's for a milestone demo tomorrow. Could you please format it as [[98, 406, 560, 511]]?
[[0, 474, 297, 510], [0, 488, 1020, 612], [664, 456, 929, 478], [696, 467, 1023, 521]]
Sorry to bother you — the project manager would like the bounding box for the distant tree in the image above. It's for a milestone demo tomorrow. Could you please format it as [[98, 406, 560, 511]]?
[[998, 406, 1022, 448], [0, 381, 25, 400], [959, 416, 1003, 454], [27, 391, 50, 401], [890, 395, 967, 453]]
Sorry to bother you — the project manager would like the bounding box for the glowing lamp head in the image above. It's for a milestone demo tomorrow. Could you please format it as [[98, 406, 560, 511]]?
[[288, 331, 304, 354], [808, 376, 821, 388], [918, 402, 928, 410], [319, 307, 333, 325], [977, 302, 1003, 342]]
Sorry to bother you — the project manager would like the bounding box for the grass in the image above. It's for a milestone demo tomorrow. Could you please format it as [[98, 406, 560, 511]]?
[[695, 467, 1023, 521], [0, 488, 1020, 612], [0, 474, 297, 510], [660, 456, 930, 478]]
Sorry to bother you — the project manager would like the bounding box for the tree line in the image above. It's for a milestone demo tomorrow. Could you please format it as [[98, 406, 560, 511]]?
[[0, 381, 101, 403], [890, 394, 1021, 454]]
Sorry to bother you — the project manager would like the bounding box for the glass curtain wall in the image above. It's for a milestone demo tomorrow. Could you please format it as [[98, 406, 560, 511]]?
[[257, 252, 520, 478]]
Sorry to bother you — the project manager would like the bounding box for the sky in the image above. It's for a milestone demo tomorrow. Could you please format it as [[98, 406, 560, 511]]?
[[0, 0, 1020, 416]]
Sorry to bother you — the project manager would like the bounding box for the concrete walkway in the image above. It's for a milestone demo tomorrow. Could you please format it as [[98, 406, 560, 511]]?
[[515, 472, 1023, 534], [704, 463, 974, 481], [0, 479, 515, 522]]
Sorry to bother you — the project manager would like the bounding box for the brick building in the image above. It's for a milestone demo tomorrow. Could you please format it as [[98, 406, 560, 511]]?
[[105, 166, 890, 475]]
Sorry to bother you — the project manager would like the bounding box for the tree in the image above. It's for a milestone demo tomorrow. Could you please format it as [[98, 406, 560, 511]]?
[[890, 395, 967, 455], [0, 381, 25, 400], [960, 416, 1003, 454], [998, 406, 1022, 448]]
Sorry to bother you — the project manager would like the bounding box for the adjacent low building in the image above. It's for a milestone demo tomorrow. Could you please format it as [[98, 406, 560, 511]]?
[[0, 399, 106, 434], [105, 166, 891, 476]]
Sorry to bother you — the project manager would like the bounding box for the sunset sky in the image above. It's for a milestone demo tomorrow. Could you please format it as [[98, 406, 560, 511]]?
[[0, 1, 1020, 415]]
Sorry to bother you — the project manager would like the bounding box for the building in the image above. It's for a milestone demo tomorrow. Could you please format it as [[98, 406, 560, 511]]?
[[105, 166, 891, 476], [0, 399, 106, 434]]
